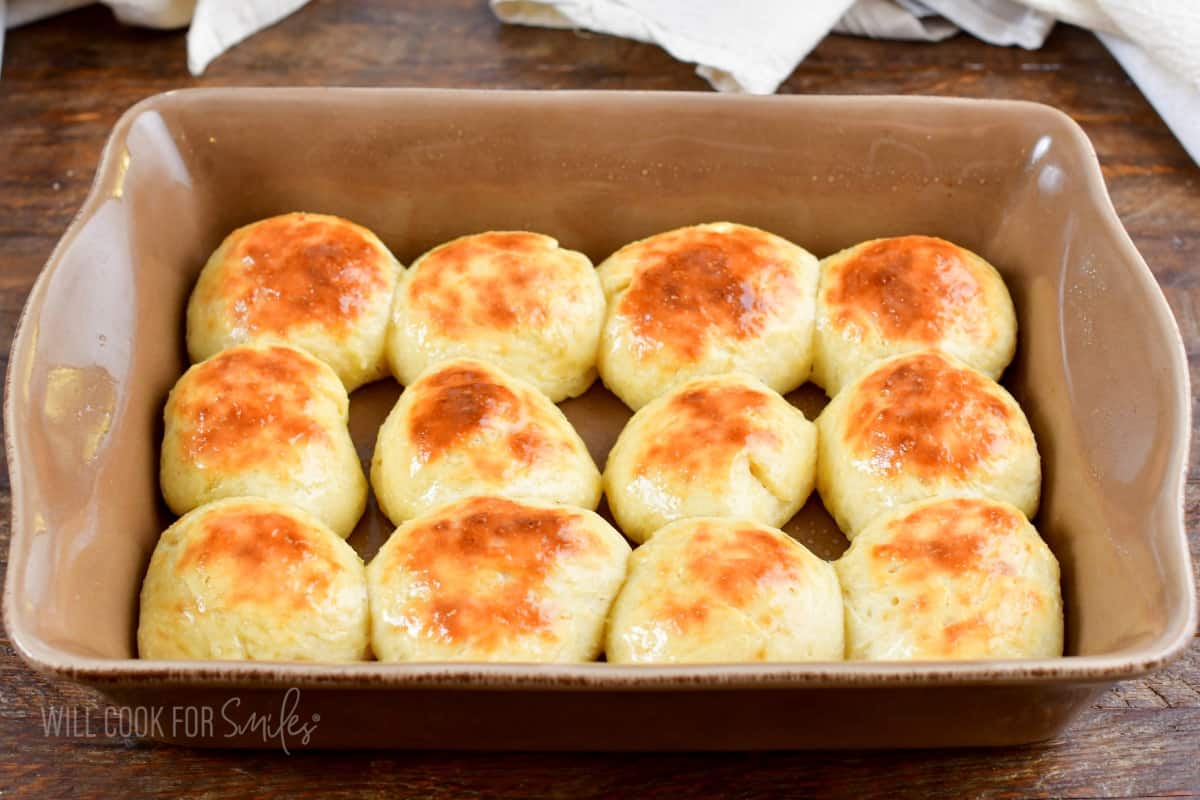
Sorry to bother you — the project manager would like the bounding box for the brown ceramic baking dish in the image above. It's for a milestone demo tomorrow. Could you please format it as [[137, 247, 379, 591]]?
[[4, 89, 1194, 750]]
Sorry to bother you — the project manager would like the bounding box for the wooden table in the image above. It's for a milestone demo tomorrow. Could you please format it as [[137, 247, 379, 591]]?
[[2, 2, 1197, 796]]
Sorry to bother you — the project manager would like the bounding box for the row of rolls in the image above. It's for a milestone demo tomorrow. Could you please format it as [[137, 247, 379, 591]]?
[[139, 213, 1063, 664]]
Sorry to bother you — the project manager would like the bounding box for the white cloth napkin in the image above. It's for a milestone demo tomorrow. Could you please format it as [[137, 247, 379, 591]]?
[[493, 0, 1200, 164], [1, 0, 310, 76]]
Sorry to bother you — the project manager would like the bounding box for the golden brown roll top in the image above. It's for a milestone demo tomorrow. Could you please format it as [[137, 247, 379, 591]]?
[[611, 226, 791, 358], [633, 378, 777, 476], [387, 231, 605, 401], [604, 373, 816, 543], [597, 222, 819, 410], [187, 212, 403, 390], [402, 232, 573, 333], [816, 350, 1040, 538], [160, 342, 367, 537], [606, 518, 844, 664], [138, 498, 370, 661], [813, 235, 1016, 395], [836, 496, 1063, 660], [407, 360, 544, 468], [208, 213, 388, 334], [367, 496, 631, 662], [844, 351, 1019, 479], [370, 358, 602, 525]]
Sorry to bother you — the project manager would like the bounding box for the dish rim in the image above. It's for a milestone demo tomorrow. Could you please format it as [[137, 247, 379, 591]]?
[[4, 88, 1194, 692]]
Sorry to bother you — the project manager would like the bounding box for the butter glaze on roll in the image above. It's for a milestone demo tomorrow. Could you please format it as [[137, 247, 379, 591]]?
[[370, 358, 602, 525], [816, 350, 1040, 539], [813, 235, 1017, 396], [596, 222, 820, 410], [387, 231, 605, 402], [606, 518, 844, 664], [160, 342, 367, 537], [367, 496, 631, 662], [187, 212, 403, 391], [836, 496, 1063, 660], [604, 373, 817, 543], [138, 498, 370, 661]]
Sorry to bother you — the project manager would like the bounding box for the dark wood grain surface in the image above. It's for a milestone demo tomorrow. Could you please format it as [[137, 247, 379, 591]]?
[[2, 1, 1198, 797]]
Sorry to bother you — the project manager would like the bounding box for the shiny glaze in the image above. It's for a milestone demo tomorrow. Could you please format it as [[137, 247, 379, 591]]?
[[173, 345, 328, 472], [845, 352, 1014, 478], [221, 213, 390, 335], [871, 498, 1023, 580], [867, 498, 1038, 654], [636, 380, 776, 480], [825, 236, 985, 341], [176, 504, 338, 611], [381, 497, 592, 649], [659, 525, 801, 633], [616, 226, 800, 361], [406, 362, 549, 474], [406, 232, 568, 334]]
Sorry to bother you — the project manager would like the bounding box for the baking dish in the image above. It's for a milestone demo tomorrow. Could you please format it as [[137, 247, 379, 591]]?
[[4, 89, 1193, 749]]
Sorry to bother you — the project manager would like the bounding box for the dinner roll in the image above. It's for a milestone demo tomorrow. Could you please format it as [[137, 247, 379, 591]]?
[[387, 231, 605, 402], [596, 222, 820, 410], [836, 496, 1063, 660], [138, 498, 370, 661], [606, 518, 843, 664], [371, 358, 602, 525], [160, 342, 367, 538], [367, 496, 631, 662], [187, 212, 403, 391], [604, 373, 816, 543], [812, 235, 1017, 396], [816, 350, 1040, 539]]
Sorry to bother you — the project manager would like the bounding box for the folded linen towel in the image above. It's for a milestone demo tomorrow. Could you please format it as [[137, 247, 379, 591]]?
[[492, 0, 1200, 164]]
